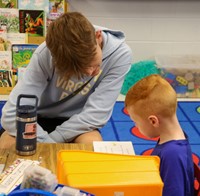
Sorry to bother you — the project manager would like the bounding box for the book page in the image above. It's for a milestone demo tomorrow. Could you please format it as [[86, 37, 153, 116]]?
[[93, 141, 135, 155]]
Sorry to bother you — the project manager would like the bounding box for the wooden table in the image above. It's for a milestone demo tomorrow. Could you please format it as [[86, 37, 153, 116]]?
[[0, 143, 93, 174]]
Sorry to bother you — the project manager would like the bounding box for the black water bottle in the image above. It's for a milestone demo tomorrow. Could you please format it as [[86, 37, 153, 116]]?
[[16, 94, 38, 155]]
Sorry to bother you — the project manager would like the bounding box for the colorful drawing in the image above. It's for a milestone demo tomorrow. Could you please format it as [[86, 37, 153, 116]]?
[[0, 32, 12, 51], [47, 0, 67, 30], [12, 44, 38, 70], [19, 10, 45, 36], [0, 51, 12, 70], [18, 0, 49, 13], [49, 0, 66, 14], [0, 8, 19, 33], [0, 0, 17, 8], [0, 70, 12, 87]]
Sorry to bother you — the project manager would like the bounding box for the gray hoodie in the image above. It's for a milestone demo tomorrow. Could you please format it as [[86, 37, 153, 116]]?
[[1, 25, 133, 143]]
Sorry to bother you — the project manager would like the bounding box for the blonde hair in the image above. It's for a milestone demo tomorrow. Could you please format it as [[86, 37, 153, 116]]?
[[46, 12, 97, 79], [125, 74, 177, 118]]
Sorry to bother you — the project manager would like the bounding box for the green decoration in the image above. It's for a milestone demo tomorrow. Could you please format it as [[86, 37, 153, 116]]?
[[120, 60, 160, 95], [197, 106, 200, 114]]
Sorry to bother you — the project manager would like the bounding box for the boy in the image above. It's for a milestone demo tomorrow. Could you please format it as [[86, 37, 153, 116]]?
[[0, 12, 132, 148], [125, 74, 194, 196]]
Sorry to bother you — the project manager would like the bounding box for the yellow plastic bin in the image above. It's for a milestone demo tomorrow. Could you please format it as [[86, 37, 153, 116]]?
[[57, 150, 163, 196]]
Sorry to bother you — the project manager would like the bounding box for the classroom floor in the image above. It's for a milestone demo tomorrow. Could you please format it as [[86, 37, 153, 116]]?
[[100, 101, 200, 166], [1, 100, 199, 166]]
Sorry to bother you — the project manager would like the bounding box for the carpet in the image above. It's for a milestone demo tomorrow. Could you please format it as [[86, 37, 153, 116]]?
[[100, 101, 200, 166], [0, 100, 199, 165]]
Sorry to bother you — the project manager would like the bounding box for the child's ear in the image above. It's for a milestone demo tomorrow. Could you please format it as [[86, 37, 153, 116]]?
[[148, 115, 159, 127]]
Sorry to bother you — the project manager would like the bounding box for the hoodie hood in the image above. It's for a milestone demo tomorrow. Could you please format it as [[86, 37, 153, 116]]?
[[94, 25, 126, 59]]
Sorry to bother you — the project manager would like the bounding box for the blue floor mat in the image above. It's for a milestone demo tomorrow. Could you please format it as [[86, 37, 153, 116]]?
[[1, 100, 199, 165], [100, 101, 200, 166]]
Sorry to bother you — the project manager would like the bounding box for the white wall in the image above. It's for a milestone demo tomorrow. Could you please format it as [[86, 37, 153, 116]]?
[[68, 0, 200, 63]]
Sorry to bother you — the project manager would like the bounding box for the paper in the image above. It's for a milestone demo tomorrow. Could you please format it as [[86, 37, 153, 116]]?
[[93, 141, 135, 155], [0, 164, 4, 174], [0, 159, 39, 194]]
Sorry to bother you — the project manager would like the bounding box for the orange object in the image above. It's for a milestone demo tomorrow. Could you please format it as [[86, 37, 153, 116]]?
[[57, 151, 163, 196]]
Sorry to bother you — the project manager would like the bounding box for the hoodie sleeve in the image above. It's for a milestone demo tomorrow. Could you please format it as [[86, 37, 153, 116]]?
[[49, 43, 133, 143], [1, 44, 56, 143]]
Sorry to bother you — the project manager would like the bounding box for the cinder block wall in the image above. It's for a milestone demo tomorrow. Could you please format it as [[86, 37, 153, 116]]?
[[68, 0, 200, 63]]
